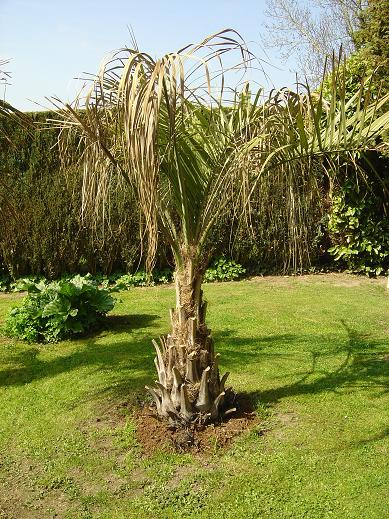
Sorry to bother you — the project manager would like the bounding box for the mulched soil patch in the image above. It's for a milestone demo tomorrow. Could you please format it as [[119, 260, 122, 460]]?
[[134, 393, 260, 456]]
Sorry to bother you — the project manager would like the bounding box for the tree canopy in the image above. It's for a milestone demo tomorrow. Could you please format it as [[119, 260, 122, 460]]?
[[263, 0, 368, 83]]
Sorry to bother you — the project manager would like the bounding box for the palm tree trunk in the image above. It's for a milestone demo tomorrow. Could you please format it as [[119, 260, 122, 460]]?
[[146, 254, 235, 426]]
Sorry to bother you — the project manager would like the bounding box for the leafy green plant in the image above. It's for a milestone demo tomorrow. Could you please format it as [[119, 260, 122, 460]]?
[[114, 268, 173, 290], [328, 184, 389, 276], [153, 268, 174, 284], [9, 275, 44, 292], [204, 258, 246, 283], [0, 274, 10, 292], [0, 275, 45, 293], [114, 271, 150, 290], [4, 275, 115, 343]]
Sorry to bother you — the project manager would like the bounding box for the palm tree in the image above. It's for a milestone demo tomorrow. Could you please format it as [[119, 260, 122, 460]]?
[[53, 30, 389, 427]]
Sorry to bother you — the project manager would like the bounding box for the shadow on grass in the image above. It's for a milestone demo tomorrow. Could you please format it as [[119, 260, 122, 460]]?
[[0, 338, 155, 389], [103, 313, 160, 330], [0, 313, 159, 388], [85, 313, 161, 338], [355, 427, 389, 445], [215, 320, 389, 406], [1, 319, 388, 409]]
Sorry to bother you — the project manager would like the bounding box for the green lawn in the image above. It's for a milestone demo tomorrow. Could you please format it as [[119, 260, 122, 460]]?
[[0, 274, 388, 519]]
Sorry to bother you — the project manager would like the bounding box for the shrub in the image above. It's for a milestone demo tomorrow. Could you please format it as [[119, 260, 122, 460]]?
[[2, 262, 247, 297], [328, 183, 389, 276], [114, 271, 150, 290], [204, 258, 246, 282], [4, 275, 115, 343], [10, 276, 44, 292], [154, 268, 174, 284], [0, 274, 9, 292], [114, 261, 246, 287], [0, 111, 143, 279], [114, 268, 173, 290]]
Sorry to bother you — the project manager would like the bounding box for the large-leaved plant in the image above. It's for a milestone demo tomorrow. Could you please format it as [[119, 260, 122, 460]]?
[[4, 275, 115, 342]]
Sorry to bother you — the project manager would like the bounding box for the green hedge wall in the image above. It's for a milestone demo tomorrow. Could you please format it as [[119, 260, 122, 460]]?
[[0, 112, 145, 278], [1, 111, 387, 278]]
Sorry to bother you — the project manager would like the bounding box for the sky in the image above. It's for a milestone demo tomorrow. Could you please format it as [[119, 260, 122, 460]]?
[[0, 0, 298, 111]]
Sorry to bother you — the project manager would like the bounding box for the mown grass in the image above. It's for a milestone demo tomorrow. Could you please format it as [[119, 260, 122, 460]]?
[[0, 274, 388, 519]]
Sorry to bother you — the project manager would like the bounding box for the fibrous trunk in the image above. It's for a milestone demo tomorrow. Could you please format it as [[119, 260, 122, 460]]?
[[146, 255, 235, 426]]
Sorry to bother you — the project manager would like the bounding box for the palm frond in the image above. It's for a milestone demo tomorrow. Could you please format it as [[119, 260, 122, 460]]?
[[54, 32, 389, 271]]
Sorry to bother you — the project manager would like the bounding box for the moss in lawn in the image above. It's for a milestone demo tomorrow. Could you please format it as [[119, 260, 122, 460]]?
[[0, 274, 388, 518]]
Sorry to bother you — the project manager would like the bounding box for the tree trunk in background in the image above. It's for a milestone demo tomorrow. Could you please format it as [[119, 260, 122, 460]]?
[[146, 253, 235, 426]]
